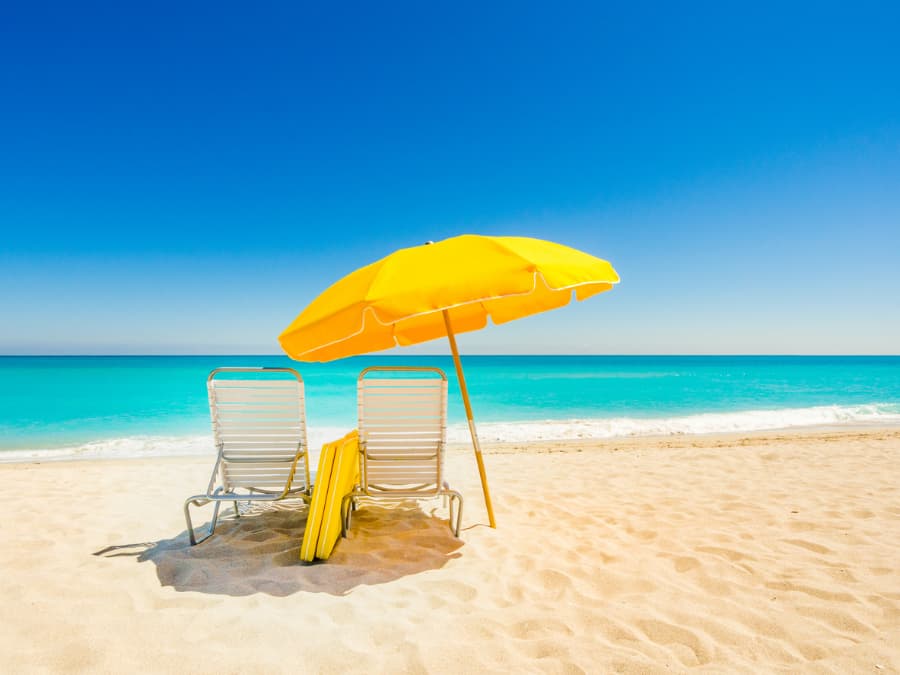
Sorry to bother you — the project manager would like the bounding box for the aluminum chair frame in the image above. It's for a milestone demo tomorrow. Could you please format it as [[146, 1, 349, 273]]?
[[341, 366, 463, 537], [184, 367, 311, 545]]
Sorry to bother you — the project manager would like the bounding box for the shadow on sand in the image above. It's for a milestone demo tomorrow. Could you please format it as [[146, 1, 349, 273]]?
[[93, 501, 463, 597]]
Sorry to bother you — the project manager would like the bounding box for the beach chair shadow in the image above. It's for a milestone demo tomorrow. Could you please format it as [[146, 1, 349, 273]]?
[[94, 500, 462, 597]]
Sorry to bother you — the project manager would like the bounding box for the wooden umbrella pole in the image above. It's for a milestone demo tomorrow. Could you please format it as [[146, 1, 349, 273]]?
[[442, 310, 496, 528]]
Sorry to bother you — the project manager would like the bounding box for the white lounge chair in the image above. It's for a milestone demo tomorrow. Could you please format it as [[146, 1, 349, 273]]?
[[341, 366, 463, 537], [184, 367, 312, 545]]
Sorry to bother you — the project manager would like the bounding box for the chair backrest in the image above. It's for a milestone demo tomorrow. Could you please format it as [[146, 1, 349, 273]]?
[[207, 367, 310, 493], [357, 366, 448, 497]]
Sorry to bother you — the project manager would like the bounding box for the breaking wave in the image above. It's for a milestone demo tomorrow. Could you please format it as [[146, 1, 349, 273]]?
[[449, 403, 900, 443], [3, 404, 899, 462]]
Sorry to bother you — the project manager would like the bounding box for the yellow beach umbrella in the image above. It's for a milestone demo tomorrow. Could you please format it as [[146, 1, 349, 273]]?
[[279, 234, 620, 527]]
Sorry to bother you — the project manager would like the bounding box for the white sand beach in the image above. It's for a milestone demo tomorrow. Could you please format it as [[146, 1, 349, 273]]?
[[3, 427, 900, 673]]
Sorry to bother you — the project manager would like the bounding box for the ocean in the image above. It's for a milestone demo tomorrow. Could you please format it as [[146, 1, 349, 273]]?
[[1, 355, 899, 461]]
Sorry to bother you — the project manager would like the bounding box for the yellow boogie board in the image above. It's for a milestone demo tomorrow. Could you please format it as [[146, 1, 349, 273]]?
[[300, 430, 359, 562]]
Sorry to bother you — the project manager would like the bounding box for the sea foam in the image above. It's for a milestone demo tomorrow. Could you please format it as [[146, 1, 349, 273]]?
[[0, 426, 354, 463], [3, 404, 899, 462], [447, 403, 900, 443]]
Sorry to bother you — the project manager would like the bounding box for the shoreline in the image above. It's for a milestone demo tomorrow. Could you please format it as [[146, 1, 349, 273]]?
[[4, 423, 900, 465], [469, 423, 900, 454]]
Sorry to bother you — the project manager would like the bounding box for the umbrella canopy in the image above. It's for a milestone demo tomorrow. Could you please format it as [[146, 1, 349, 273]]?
[[279, 234, 620, 528], [279, 235, 620, 362]]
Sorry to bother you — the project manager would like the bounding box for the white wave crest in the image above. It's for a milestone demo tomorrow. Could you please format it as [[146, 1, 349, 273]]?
[[3, 404, 899, 462], [0, 426, 356, 464], [447, 403, 900, 443]]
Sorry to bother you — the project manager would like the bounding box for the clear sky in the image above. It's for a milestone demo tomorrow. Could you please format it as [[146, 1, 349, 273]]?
[[2, 2, 898, 355]]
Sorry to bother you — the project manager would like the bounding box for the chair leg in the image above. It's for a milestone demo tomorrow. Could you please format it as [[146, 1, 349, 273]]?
[[340, 494, 353, 538], [447, 491, 463, 538], [184, 494, 223, 546], [209, 500, 222, 537], [184, 497, 204, 546], [239, 488, 258, 515]]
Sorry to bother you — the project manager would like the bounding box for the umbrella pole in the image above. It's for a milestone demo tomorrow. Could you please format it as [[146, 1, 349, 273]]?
[[442, 310, 496, 528]]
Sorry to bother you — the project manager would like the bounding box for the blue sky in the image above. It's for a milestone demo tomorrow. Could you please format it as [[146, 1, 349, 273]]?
[[1, 2, 898, 355]]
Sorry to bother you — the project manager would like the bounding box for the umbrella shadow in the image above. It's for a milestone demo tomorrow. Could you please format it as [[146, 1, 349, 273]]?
[[93, 501, 463, 597]]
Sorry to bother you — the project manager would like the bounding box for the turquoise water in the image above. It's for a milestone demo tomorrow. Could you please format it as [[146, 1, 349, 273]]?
[[1, 355, 899, 459]]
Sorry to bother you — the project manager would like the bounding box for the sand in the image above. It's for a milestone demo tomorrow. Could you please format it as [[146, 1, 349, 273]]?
[[2, 427, 899, 673]]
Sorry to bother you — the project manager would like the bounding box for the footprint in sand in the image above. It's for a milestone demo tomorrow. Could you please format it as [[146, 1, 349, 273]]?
[[637, 619, 711, 667], [529, 569, 575, 599], [243, 531, 279, 543], [764, 580, 855, 603], [795, 605, 875, 636], [271, 549, 302, 566], [519, 640, 570, 661], [867, 595, 900, 621], [696, 545, 753, 562], [782, 538, 833, 555], [423, 578, 478, 603], [508, 617, 574, 640], [823, 566, 858, 583], [673, 556, 701, 573]]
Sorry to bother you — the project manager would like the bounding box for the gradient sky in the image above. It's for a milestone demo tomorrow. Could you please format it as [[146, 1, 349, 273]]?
[[2, 2, 899, 355]]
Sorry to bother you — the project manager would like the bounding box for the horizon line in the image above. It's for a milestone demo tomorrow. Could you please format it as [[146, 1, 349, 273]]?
[[2, 353, 899, 358]]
